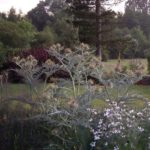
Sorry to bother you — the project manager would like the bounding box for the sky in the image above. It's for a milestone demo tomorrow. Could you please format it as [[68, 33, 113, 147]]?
[[112, 1, 126, 13], [0, 0, 41, 14], [0, 0, 126, 14]]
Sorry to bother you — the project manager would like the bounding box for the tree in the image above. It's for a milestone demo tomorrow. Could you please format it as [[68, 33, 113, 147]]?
[[28, 0, 79, 47], [51, 13, 79, 47], [120, 8, 139, 29], [117, 8, 150, 58], [45, 0, 68, 14], [67, 1, 112, 54], [8, 7, 21, 22], [0, 19, 36, 68], [67, 0, 125, 60], [17, 19, 36, 47], [125, 0, 150, 14], [130, 27, 150, 57], [0, 19, 36, 49], [32, 26, 56, 48], [121, 1, 150, 37], [95, 0, 126, 59], [27, 1, 53, 31], [95, 0, 102, 58], [108, 27, 132, 60], [27, 0, 70, 31], [0, 42, 7, 67], [67, 0, 96, 45], [0, 12, 7, 20]]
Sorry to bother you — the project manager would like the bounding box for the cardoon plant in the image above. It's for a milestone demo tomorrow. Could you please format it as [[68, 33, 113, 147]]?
[[8, 43, 150, 149]]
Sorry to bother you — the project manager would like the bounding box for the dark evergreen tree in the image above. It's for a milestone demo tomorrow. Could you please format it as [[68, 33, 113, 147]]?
[[27, 1, 53, 31], [0, 12, 7, 20], [122, 0, 150, 36], [67, 0, 121, 60], [7, 7, 21, 22]]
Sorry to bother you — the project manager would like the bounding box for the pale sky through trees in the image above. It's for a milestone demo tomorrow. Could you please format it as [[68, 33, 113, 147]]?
[[0, 0, 40, 13], [0, 0, 125, 14]]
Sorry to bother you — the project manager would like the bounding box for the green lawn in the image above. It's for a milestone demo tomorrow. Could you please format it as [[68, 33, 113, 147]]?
[[0, 83, 150, 112], [1, 83, 150, 99], [131, 85, 150, 99], [103, 58, 148, 74], [92, 85, 150, 109]]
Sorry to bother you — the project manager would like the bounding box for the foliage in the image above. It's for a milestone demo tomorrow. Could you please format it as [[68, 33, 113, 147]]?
[[116, 13, 150, 58], [0, 0, 150, 148], [0, 44, 149, 149], [147, 54, 150, 74], [28, 0, 79, 48], [0, 42, 7, 67], [17, 19, 36, 47], [7, 7, 22, 22], [121, 2, 150, 37], [130, 27, 150, 57], [1, 0, 150, 60], [0, 19, 36, 49], [50, 13, 79, 47], [32, 26, 56, 48], [126, 0, 150, 14], [27, 0, 53, 31], [109, 27, 132, 59], [0, 17, 36, 67], [68, 0, 117, 58]]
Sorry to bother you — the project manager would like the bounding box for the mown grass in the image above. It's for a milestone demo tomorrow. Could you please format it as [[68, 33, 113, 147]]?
[[0, 58, 148, 111], [3, 83, 150, 99], [93, 85, 150, 109], [103, 59, 148, 74], [132, 85, 150, 99], [0, 84, 149, 149], [0, 83, 150, 112]]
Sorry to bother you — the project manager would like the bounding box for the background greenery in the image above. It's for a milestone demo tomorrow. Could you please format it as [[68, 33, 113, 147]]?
[[1, 0, 150, 67]]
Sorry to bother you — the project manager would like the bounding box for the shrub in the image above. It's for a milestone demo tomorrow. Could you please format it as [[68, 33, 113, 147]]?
[[0, 44, 150, 149], [32, 26, 56, 48], [0, 42, 7, 67], [129, 59, 145, 76], [19, 48, 49, 64]]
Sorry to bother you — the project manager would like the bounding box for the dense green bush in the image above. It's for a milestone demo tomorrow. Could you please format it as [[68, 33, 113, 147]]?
[[0, 20, 36, 49], [0, 42, 7, 67], [0, 19, 36, 67], [51, 14, 79, 47], [32, 26, 56, 48]]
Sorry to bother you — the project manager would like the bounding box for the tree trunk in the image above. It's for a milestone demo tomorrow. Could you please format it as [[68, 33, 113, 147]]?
[[95, 0, 102, 61], [118, 50, 121, 63]]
